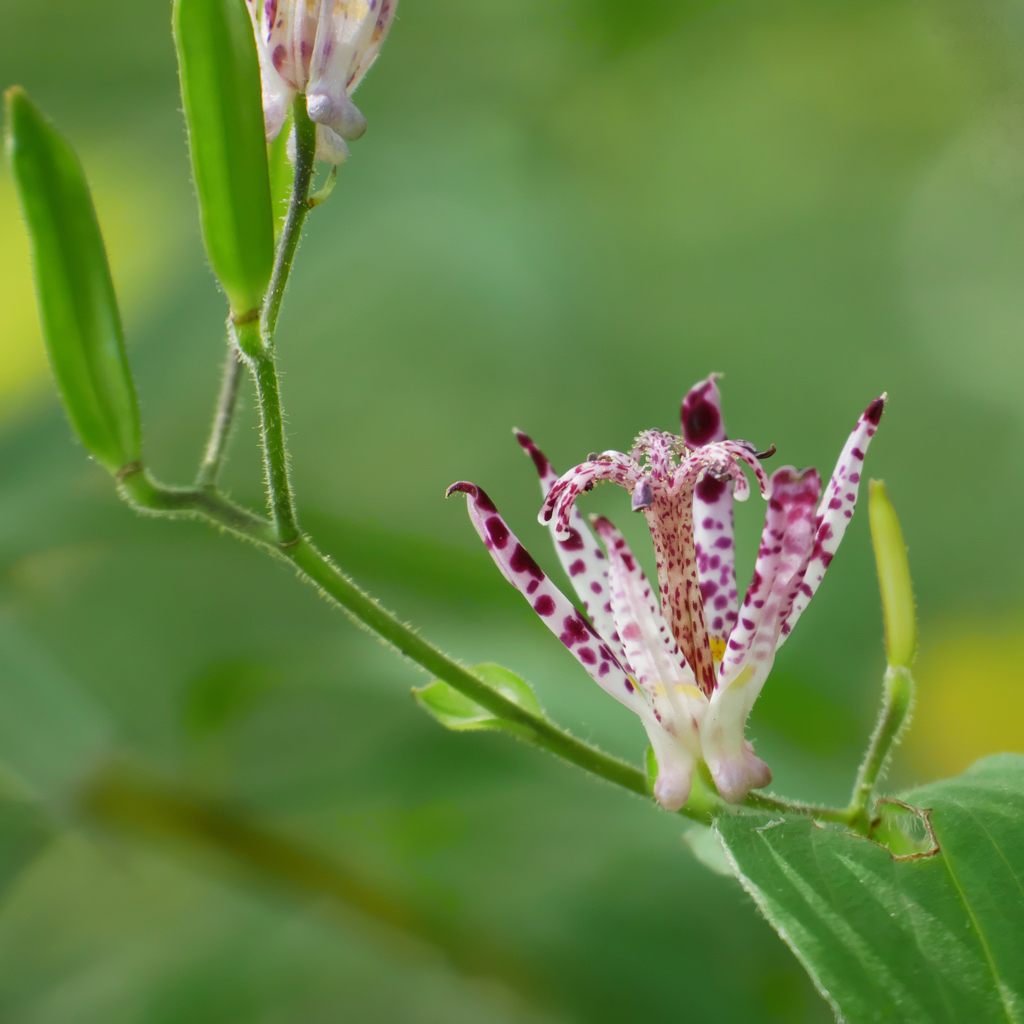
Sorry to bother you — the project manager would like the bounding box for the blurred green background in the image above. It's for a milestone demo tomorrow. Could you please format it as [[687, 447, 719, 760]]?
[[2, 0, 1024, 1020]]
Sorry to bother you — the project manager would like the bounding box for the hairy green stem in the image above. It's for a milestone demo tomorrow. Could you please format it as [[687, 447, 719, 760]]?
[[194, 98, 319, 493], [232, 320, 300, 546], [195, 332, 245, 487], [744, 791, 852, 825], [262, 95, 317, 344], [848, 665, 915, 832], [119, 467, 276, 544], [286, 538, 721, 817], [112, 469, 853, 826]]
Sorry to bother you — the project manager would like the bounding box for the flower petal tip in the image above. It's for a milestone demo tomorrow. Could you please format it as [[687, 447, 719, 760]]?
[[514, 429, 553, 478], [653, 761, 695, 812], [711, 749, 772, 805], [866, 395, 887, 425], [445, 482, 498, 513], [681, 374, 727, 447]]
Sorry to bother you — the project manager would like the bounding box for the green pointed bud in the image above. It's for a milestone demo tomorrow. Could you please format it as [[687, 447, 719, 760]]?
[[869, 480, 917, 668], [173, 0, 274, 318], [5, 87, 142, 476]]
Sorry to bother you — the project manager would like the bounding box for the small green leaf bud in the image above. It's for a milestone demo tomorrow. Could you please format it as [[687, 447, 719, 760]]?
[[869, 480, 917, 669], [5, 87, 142, 476]]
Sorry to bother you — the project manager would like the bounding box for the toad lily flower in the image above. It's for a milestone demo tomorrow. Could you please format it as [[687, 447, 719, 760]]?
[[447, 379, 885, 810], [246, 0, 397, 163]]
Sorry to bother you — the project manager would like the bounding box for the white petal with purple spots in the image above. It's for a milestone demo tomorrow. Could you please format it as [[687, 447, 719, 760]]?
[[447, 482, 650, 718], [515, 431, 625, 663], [780, 396, 886, 639]]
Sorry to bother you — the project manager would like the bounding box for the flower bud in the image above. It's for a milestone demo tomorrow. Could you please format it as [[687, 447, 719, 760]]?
[[174, 0, 276, 318], [246, 0, 397, 163], [5, 87, 143, 476], [869, 480, 917, 668]]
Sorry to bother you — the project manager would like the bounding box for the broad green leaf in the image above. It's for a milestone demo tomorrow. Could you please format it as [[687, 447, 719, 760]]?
[[413, 663, 544, 740], [716, 754, 1024, 1023], [173, 0, 274, 317], [4, 88, 142, 475]]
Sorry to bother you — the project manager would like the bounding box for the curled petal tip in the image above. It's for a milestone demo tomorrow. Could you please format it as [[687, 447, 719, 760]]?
[[753, 444, 777, 460], [446, 481, 476, 499], [866, 395, 887, 425]]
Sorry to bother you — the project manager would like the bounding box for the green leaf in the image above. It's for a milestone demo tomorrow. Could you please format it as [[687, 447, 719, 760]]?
[[4, 87, 142, 475], [413, 663, 544, 740], [173, 0, 274, 317], [715, 754, 1024, 1023]]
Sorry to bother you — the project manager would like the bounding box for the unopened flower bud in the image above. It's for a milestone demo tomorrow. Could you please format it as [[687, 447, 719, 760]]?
[[869, 480, 917, 669], [246, 0, 397, 164]]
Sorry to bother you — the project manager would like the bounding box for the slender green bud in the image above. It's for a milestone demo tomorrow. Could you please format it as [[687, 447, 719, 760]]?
[[5, 87, 142, 475], [869, 480, 917, 668], [173, 0, 274, 318]]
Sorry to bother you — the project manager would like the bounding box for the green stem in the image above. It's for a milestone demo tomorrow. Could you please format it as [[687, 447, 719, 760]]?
[[743, 791, 852, 825], [848, 665, 915, 832], [285, 538, 719, 817], [262, 95, 317, 344], [116, 470, 698, 813], [232, 320, 300, 546], [195, 331, 245, 487], [113, 471, 857, 826], [118, 466, 276, 544]]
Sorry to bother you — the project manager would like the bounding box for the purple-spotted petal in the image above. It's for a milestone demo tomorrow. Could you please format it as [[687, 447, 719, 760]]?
[[539, 453, 641, 540], [780, 395, 886, 639], [306, 0, 396, 139], [245, 0, 298, 140], [693, 474, 738, 654], [591, 516, 697, 710], [446, 482, 649, 717], [720, 466, 821, 682], [515, 431, 624, 661], [701, 673, 773, 804], [681, 374, 726, 448]]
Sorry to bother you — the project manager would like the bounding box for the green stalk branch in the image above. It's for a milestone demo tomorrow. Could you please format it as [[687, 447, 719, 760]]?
[[743, 791, 853, 825], [195, 331, 245, 487], [262, 95, 317, 344], [241, 335, 300, 546], [119, 466, 276, 544], [848, 665, 915, 833], [193, 95, 321, 494], [285, 538, 720, 817], [115, 466, 851, 826]]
